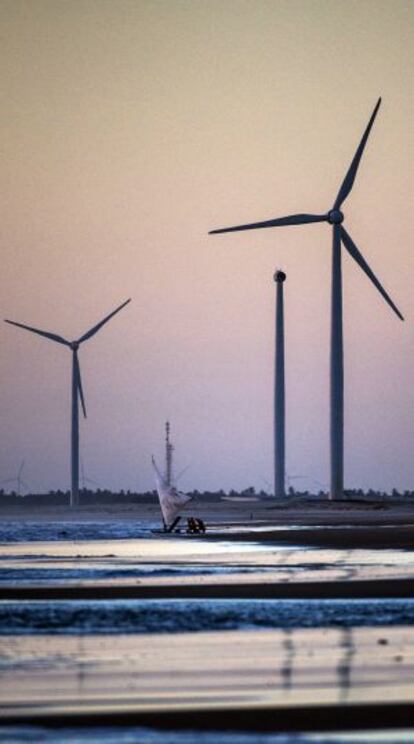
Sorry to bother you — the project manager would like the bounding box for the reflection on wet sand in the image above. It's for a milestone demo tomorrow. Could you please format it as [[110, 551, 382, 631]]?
[[337, 627, 355, 702], [281, 628, 295, 691], [0, 626, 413, 728]]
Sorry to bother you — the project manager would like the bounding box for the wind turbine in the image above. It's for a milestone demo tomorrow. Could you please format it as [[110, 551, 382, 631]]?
[[0, 460, 29, 496], [5, 299, 131, 507], [209, 98, 404, 500]]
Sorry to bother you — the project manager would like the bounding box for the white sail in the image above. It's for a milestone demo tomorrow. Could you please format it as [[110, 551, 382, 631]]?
[[151, 455, 192, 529]]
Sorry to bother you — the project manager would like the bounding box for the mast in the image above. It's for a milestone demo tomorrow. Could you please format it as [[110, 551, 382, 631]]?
[[165, 421, 174, 487]]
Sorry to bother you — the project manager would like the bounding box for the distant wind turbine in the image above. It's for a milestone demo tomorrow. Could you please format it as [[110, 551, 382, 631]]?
[[5, 299, 131, 507], [209, 98, 404, 500], [0, 460, 29, 496], [80, 458, 101, 492]]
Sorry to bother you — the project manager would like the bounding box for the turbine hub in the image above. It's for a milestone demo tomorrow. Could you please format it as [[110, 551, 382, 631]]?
[[328, 210, 344, 224], [274, 270, 286, 283], [70, 342, 79, 351]]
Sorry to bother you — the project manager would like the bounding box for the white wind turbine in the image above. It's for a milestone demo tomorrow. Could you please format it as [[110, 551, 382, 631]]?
[[210, 99, 403, 500], [5, 299, 131, 506]]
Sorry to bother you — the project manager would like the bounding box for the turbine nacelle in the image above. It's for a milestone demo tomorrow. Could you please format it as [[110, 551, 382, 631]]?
[[70, 342, 80, 351], [328, 210, 344, 225]]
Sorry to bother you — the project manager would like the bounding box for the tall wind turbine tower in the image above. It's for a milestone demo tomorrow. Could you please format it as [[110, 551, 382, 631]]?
[[274, 270, 286, 499], [209, 99, 403, 500], [5, 299, 131, 507]]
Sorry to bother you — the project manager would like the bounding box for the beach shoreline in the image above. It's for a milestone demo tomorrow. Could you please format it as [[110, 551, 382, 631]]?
[[1, 499, 414, 550]]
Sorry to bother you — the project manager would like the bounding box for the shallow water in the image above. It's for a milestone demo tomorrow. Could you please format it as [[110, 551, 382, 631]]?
[[1, 598, 414, 635], [1, 727, 414, 744], [0, 519, 391, 543], [0, 521, 157, 544]]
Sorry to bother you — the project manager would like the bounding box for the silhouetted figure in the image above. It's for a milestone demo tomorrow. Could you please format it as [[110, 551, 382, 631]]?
[[187, 517, 205, 534], [187, 517, 196, 533]]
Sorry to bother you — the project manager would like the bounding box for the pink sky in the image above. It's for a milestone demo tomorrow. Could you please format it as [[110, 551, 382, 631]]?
[[1, 0, 413, 493]]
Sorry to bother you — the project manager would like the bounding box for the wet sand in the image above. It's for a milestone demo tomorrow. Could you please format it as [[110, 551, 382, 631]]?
[[3, 577, 414, 600], [1, 502, 414, 732], [1, 626, 413, 730], [208, 524, 414, 550]]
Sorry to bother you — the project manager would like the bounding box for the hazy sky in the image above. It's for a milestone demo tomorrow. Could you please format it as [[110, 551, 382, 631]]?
[[1, 0, 413, 494]]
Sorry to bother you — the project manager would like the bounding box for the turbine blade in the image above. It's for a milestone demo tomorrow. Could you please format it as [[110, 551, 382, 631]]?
[[77, 299, 131, 344], [75, 354, 87, 418], [4, 319, 70, 346], [18, 461, 25, 478], [334, 98, 382, 209], [209, 213, 328, 235], [341, 227, 404, 321]]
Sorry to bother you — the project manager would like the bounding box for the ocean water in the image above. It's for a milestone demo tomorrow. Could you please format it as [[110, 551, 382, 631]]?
[[1, 598, 414, 635], [0, 521, 157, 543]]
